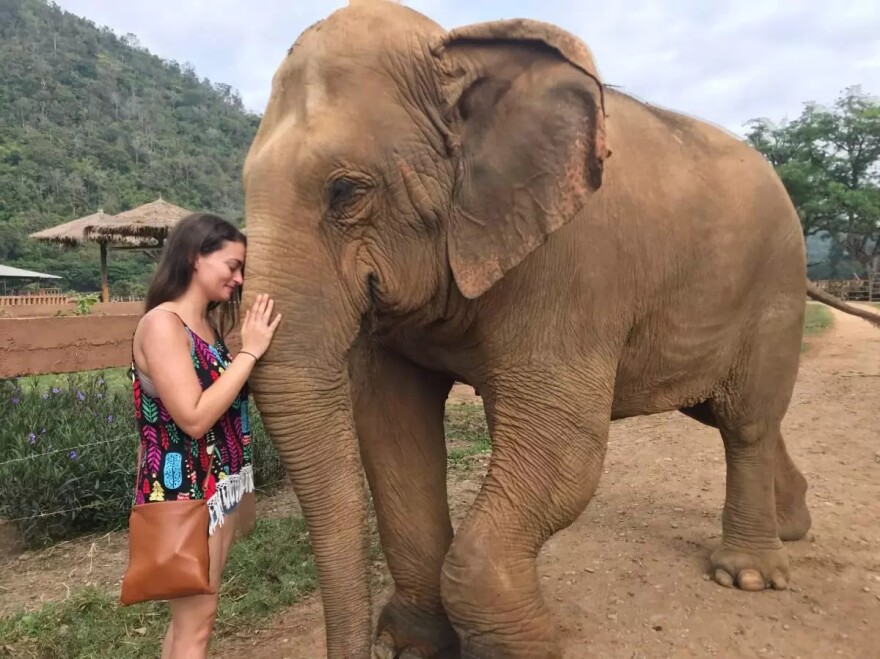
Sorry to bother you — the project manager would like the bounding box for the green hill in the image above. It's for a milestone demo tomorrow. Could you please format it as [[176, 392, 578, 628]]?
[[0, 0, 260, 295], [0, 0, 860, 296]]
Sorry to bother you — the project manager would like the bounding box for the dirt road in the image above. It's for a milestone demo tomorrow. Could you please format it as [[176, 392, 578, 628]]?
[[235, 305, 880, 658]]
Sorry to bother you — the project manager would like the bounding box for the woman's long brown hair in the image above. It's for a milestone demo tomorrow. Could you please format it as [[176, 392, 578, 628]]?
[[144, 212, 247, 340]]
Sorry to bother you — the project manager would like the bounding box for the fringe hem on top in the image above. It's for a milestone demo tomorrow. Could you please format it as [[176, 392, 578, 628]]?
[[206, 464, 254, 536]]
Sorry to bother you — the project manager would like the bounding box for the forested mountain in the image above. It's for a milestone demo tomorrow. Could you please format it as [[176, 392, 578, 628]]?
[[0, 0, 260, 294], [0, 0, 868, 296]]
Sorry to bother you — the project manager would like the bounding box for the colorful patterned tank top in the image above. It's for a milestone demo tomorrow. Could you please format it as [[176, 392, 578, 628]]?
[[130, 314, 253, 536]]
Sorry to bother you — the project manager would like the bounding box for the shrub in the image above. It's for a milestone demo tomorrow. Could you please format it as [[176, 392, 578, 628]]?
[[0, 373, 137, 547], [0, 374, 284, 547], [73, 293, 100, 315], [248, 406, 288, 493]]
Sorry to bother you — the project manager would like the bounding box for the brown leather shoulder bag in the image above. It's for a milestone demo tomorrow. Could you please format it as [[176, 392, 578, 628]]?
[[119, 444, 215, 606]]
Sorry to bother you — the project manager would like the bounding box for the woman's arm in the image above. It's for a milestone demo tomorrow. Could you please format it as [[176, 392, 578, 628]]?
[[135, 295, 280, 437]]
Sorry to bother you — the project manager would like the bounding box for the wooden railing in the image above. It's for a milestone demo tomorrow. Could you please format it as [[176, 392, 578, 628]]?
[[0, 280, 872, 380], [0, 294, 70, 306], [812, 278, 879, 302], [0, 315, 240, 379]]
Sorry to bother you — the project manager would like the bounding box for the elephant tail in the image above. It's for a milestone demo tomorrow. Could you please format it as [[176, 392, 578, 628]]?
[[805, 280, 880, 329]]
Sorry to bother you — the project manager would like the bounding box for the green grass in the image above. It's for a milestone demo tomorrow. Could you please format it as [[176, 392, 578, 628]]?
[[803, 302, 834, 345], [444, 404, 491, 468], [0, 516, 317, 658], [18, 367, 131, 395]]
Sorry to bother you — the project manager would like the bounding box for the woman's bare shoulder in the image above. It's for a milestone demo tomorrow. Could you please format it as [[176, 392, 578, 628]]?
[[134, 307, 188, 351]]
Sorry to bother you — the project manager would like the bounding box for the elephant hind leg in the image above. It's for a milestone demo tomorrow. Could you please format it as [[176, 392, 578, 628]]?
[[680, 402, 810, 542], [709, 418, 791, 591], [774, 436, 811, 541], [707, 310, 808, 591]]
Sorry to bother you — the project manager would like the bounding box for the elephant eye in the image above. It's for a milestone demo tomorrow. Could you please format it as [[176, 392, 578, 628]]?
[[328, 178, 358, 207], [325, 173, 374, 222]]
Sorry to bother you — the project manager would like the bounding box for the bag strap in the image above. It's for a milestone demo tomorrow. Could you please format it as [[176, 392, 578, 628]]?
[[131, 307, 218, 501], [133, 442, 144, 499]]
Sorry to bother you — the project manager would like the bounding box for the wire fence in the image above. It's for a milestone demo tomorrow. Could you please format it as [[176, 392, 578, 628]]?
[[0, 430, 291, 525], [0, 434, 138, 468], [1, 478, 291, 525]]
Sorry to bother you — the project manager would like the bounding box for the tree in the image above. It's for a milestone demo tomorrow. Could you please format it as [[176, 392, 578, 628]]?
[[0, 0, 259, 294], [746, 86, 880, 295]]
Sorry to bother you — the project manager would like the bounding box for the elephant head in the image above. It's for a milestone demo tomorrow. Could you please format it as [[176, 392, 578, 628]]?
[[241, 1, 610, 655]]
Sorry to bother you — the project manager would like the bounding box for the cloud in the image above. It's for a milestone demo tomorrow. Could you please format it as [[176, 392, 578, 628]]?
[[54, 0, 880, 134]]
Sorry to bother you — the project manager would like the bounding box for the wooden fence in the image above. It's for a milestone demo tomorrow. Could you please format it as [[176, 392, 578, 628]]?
[[0, 294, 69, 307], [812, 277, 879, 302], [0, 279, 873, 380], [0, 316, 240, 379]]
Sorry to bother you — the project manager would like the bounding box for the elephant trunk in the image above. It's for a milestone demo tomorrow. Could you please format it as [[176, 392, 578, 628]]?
[[242, 223, 372, 658], [251, 363, 371, 657]]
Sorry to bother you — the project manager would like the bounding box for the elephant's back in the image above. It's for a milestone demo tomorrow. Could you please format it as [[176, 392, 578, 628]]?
[[596, 87, 805, 288], [584, 90, 807, 416]]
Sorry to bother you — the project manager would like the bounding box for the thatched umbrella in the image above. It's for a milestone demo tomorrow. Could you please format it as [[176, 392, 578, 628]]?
[[29, 211, 115, 247], [30, 199, 194, 303], [85, 198, 192, 247], [29, 210, 152, 303]]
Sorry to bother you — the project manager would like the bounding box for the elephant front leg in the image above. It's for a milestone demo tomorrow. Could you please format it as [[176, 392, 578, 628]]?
[[440, 367, 614, 658], [350, 343, 459, 659]]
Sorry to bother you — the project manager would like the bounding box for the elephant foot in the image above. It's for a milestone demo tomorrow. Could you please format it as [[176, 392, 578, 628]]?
[[374, 632, 446, 659], [373, 595, 460, 659], [710, 544, 790, 591]]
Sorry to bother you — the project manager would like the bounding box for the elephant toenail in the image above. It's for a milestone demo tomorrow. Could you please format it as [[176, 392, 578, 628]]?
[[373, 632, 397, 659], [737, 569, 765, 591], [714, 569, 734, 587], [771, 572, 788, 590]]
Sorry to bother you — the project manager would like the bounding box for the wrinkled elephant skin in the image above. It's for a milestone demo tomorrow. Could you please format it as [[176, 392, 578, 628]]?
[[240, 2, 880, 658]]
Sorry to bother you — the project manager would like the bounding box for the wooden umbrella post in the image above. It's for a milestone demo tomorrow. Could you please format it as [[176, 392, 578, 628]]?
[[99, 240, 110, 303]]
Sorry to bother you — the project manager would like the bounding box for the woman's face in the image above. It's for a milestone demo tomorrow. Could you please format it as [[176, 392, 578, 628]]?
[[194, 240, 246, 302]]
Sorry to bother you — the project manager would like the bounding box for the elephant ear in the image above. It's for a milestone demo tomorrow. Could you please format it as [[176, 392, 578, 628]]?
[[432, 19, 611, 299]]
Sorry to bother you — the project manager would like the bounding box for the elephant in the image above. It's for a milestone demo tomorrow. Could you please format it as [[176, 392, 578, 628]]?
[[239, 1, 880, 657]]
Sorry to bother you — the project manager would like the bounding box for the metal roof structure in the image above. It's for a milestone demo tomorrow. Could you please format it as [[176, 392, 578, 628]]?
[[0, 265, 63, 279]]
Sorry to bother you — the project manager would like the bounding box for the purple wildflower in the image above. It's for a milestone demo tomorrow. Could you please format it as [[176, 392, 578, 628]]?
[[76, 391, 85, 401], [11, 397, 19, 405], [27, 432, 36, 444], [69, 450, 78, 460], [52, 387, 60, 394], [107, 415, 114, 423], [98, 378, 105, 386]]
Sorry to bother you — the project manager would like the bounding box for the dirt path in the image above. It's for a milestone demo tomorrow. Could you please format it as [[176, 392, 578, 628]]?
[[1, 306, 876, 656], [231, 306, 880, 658]]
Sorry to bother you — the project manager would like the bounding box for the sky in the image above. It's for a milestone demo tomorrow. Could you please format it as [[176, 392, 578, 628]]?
[[54, 0, 880, 136]]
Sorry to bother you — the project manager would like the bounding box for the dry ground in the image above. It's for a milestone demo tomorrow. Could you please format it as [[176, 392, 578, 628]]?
[[1, 304, 878, 658], [224, 305, 880, 658]]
